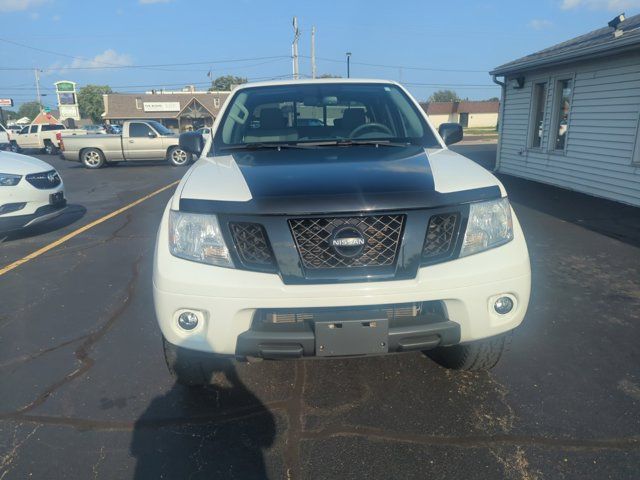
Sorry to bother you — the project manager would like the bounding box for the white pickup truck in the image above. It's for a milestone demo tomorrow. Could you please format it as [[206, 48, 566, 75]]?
[[10, 124, 86, 155], [60, 120, 190, 168]]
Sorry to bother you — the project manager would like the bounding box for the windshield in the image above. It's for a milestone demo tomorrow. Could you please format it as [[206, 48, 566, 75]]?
[[214, 83, 439, 150], [147, 120, 173, 136]]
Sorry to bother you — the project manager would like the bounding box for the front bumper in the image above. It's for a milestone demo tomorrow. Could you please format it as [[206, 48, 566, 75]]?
[[0, 202, 67, 232], [153, 204, 531, 356], [0, 181, 66, 232]]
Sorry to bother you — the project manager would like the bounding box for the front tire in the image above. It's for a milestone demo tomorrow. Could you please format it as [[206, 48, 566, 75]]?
[[167, 146, 191, 167], [81, 148, 105, 169], [426, 333, 510, 371], [162, 336, 232, 387]]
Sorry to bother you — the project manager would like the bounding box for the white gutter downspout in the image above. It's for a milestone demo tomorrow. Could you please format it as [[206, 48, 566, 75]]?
[[492, 74, 506, 173]]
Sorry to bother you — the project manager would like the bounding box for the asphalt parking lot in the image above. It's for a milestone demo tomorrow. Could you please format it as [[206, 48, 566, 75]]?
[[1, 145, 639, 479]]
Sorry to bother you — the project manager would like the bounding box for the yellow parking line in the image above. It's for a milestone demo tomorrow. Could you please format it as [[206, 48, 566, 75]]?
[[0, 180, 180, 277]]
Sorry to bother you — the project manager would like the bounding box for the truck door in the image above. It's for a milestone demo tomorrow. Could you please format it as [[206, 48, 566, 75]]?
[[22, 125, 39, 148], [124, 122, 166, 160]]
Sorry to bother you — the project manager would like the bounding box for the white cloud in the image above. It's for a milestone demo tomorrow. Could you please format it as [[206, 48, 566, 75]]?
[[0, 0, 48, 12], [139, 0, 171, 3], [48, 49, 133, 74], [561, 0, 640, 10], [529, 19, 553, 29], [69, 49, 133, 69]]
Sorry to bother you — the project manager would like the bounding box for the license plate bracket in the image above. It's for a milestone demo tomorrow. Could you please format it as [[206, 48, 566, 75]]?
[[49, 192, 64, 205], [315, 317, 388, 357]]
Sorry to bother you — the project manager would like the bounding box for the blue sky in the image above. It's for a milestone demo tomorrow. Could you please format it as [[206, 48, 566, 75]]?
[[1, 0, 639, 108]]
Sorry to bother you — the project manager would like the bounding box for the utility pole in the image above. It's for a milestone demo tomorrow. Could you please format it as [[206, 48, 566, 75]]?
[[292, 16, 300, 80], [311, 26, 316, 79], [346, 52, 352, 78], [34, 68, 42, 111]]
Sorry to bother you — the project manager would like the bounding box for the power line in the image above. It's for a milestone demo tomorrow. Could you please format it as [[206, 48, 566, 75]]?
[[0, 38, 290, 71], [301, 55, 488, 73]]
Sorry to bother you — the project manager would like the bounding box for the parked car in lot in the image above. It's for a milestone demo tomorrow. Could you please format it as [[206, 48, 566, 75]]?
[[84, 124, 107, 134], [60, 120, 191, 168], [0, 150, 66, 232], [10, 123, 87, 155], [153, 79, 531, 386]]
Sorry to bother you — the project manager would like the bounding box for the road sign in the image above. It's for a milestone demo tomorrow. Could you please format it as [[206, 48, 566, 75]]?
[[0, 98, 14, 107]]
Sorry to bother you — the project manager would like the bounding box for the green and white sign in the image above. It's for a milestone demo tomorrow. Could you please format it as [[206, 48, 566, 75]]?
[[54, 80, 80, 121]]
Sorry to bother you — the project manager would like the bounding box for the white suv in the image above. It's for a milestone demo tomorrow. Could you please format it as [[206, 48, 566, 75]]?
[[0, 151, 66, 232], [153, 79, 531, 385]]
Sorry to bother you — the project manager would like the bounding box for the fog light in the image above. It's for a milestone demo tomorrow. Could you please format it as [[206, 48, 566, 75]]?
[[494, 296, 514, 315], [177, 311, 199, 330]]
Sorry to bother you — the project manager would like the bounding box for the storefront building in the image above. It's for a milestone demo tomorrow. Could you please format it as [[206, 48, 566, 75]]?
[[102, 90, 229, 132]]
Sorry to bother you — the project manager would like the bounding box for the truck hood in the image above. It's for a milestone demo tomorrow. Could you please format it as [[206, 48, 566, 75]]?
[[0, 151, 56, 175], [178, 145, 504, 215]]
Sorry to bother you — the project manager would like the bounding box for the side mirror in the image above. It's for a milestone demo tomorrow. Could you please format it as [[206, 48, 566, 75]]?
[[179, 132, 205, 156], [438, 123, 463, 146], [147, 131, 157, 138]]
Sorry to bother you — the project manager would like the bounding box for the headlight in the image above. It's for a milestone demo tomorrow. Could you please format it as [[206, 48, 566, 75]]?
[[0, 173, 22, 186], [460, 197, 513, 257], [168, 210, 234, 267]]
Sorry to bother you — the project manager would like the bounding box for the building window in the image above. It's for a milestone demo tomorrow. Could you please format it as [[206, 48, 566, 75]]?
[[135, 98, 142, 110], [214, 97, 220, 108], [633, 114, 640, 164], [552, 79, 572, 150], [529, 82, 547, 148]]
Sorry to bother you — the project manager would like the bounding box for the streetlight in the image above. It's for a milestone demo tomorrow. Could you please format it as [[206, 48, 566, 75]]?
[[346, 52, 352, 78]]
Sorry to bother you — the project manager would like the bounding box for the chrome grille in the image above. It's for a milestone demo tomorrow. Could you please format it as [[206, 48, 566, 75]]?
[[25, 170, 61, 190], [289, 215, 405, 269], [229, 222, 275, 268], [422, 213, 460, 260]]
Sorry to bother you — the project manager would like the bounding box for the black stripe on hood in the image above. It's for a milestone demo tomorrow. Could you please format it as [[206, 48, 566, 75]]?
[[180, 145, 501, 215]]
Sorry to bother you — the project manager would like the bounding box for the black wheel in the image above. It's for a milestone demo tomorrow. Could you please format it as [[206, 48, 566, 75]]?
[[81, 148, 105, 169], [44, 141, 58, 155], [426, 333, 510, 371], [162, 336, 232, 386], [167, 146, 191, 167], [10, 141, 21, 153]]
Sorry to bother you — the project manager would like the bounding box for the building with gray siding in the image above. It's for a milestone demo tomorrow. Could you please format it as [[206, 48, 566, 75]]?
[[490, 13, 640, 207]]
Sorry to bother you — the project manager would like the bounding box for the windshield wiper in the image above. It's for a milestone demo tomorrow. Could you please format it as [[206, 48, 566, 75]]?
[[301, 139, 413, 148], [219, 143, 317, 151]]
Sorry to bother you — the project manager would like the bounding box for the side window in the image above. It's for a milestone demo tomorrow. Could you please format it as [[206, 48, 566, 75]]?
[[529, 82, 547, 148], [129, 123, 153, 138], [552, 79, 572, 151], [20, 127, 29, 135], [29, 125, 38, 134]]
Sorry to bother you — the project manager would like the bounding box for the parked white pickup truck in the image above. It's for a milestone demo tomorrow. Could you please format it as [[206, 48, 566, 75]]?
[[10, 124, 87, 155], [60, 120, 191, 168]]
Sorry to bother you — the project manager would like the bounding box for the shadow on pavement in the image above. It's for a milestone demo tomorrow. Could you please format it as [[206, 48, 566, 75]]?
[[498, 174, 640, 248], [130, 355, 276, 479], [1, 204, 87, 242]]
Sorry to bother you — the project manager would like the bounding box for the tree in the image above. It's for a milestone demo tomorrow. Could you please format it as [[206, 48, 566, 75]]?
[[78, 85, 112, 123], [0, 109, 18, 123], [486, 97, 500, 102], [428, 90, 460, 103], [17, 101, 43, 121], [318, 73, 342, 78], [209, 75, 247, 91]]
